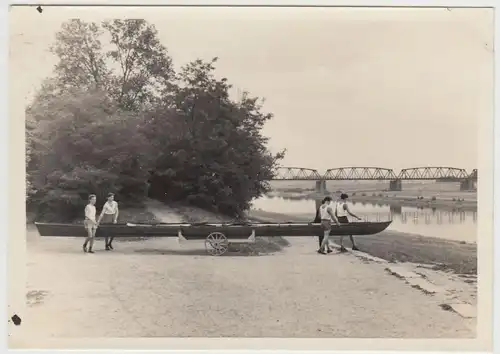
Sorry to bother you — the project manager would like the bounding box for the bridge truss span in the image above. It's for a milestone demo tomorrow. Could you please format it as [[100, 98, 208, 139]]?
[[397, 167, 469, 180], [273, 167, 323, 180], [323, 167, 398, 180]]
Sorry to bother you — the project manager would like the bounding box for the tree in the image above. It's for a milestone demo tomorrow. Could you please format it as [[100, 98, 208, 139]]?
[[50, 20, 110, 91], [148, 58, 285, 216], [27, 89, 154, 221], [102, 19, 175, 111], [27, 20, 285, 221], [49, 19, 175, 111]]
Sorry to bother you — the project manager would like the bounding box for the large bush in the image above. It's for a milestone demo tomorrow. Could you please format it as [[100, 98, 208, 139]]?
[[26, 20, 284, 221], [147, 58, 283, 216]]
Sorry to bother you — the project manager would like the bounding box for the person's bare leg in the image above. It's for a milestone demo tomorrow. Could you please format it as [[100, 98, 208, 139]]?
[[87, 227, 96, 253], [350, 235, 359, 251], [339, 235, 347, 252], [108, 236, 114, 250], [319, 230, 331, 253], [83, 227, 92, 252], [318, 234, 324, 251]]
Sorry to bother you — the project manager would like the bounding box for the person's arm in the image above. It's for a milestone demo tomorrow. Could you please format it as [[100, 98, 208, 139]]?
[[114, 203, 119, 223], [345, 204, 362, 220], [97, 207, 105, 224], [327, 206, 340, 225]]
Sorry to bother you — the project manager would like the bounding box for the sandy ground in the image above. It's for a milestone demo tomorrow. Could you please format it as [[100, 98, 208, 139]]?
[[13, 200, 476, 340]]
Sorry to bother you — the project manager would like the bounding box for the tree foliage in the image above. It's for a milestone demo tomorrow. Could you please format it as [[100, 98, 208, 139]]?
[[50, 20, 109, 91], [27, 88, 154, 220], [26, 19, 284, 221], [103, 19, 175, 111]]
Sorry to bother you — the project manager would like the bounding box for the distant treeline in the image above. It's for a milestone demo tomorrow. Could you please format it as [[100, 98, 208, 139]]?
[[26, 19, 285, 222]]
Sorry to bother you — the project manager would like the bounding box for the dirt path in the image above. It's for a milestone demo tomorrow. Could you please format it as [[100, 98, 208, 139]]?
[[12, 224, 475, 345], [143, 199, 184, 223]]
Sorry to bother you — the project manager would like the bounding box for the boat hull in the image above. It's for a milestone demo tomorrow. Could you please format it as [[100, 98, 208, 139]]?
[[34, 221, 392, 240]]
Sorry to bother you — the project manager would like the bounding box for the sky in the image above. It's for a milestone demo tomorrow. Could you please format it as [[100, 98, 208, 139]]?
[[9, 6, 493, 173]]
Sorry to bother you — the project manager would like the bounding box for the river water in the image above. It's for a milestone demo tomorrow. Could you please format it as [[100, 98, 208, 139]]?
[[251, 196, 477, 243]]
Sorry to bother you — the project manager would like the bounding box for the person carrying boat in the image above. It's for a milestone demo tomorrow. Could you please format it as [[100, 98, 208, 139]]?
[[314, 197, 333, 253], [318, 196, 340, 254], [335, 193, 362, 252], [97, 193, 119, 251], [83, 194, 98, 253]]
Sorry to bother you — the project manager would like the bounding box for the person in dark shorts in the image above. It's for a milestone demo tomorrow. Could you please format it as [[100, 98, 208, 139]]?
[[314, 197, 333, 253], [318, 196, 340, 254], [335, 193, 362, 252]]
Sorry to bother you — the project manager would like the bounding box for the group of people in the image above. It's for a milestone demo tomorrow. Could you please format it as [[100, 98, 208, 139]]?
[[83, 193, 120, 253], [314, 193, 362, 254], [82, 191, 360, 255]]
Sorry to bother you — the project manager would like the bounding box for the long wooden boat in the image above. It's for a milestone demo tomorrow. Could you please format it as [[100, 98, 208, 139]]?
[[34, 221, 392, 240]]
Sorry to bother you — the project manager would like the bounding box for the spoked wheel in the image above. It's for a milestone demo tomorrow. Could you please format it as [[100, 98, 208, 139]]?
[[205, 232, 229, 256]]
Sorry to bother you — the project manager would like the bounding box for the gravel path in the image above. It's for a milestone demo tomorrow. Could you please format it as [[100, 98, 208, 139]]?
[[15, 226, 475, 340]]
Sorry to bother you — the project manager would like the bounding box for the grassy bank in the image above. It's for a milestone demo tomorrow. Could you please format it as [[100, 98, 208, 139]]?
[[247, 209, 477, 275]]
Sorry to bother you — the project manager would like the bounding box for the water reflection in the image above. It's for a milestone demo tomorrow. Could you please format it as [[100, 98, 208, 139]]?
[[251, 196, 477, 242]]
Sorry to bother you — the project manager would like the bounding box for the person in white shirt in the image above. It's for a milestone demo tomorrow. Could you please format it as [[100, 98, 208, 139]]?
[[318, 196, 340, 254], [335, 193, 362, 252], [97, 193, 119, 251], [83, 194, 98, 253], [314, 197, 333, 253]]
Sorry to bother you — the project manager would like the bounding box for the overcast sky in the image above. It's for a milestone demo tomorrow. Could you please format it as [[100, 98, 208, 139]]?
[[10, 6, 493, 172]]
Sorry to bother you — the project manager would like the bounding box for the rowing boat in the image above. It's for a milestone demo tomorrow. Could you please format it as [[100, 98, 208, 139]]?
[[34, 220, 391, 256], [34, 221, 392, 239]]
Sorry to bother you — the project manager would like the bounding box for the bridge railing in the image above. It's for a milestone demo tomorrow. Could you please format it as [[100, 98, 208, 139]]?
[[323, 167, 398, 180], [272, 167, 478, 181]]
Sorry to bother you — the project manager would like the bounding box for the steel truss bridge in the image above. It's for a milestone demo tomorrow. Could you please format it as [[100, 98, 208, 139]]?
[[272, 167, 477, 181]]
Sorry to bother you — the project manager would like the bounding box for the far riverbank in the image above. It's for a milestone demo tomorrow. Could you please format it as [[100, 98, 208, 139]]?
[[267, 189, 477, 212]]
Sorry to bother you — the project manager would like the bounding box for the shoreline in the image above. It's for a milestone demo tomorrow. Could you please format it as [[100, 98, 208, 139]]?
[[247, 209, 477, 275]]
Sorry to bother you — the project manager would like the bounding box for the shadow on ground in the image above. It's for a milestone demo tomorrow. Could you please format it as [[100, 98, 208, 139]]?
[[131, 248, 271, 257]]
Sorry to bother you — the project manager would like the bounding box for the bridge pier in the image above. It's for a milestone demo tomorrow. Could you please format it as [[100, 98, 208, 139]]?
[[460, 178, 476, 191], [315, 180, 327, 194], [389, 205, 402, 215], [389, 179, 402, 191]]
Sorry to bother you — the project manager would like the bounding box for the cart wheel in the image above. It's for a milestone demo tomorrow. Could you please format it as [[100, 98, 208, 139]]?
[[205, 232, 229, 256]]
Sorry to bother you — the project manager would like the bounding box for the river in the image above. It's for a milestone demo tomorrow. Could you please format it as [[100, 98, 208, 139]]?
[[251, 196, 477, 243]]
